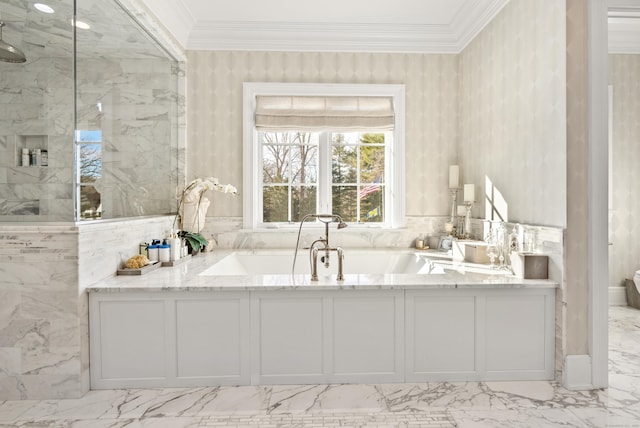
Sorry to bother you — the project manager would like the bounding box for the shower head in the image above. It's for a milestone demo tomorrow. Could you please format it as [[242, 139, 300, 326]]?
[[0, 22, 26, 63]]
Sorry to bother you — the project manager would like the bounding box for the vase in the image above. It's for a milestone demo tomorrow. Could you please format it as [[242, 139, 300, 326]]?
[[181, 197, 210, 233]]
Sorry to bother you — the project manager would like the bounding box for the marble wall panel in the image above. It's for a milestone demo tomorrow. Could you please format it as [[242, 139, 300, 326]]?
[[0, 215, 175, 400]]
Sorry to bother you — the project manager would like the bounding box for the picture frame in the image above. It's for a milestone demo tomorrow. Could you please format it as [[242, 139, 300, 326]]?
[[438, 235, 453, 252]]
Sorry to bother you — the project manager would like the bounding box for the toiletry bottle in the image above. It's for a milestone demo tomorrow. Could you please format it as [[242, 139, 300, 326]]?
[[139, 242, 149, 258], [159, 240, 171, 263], [170, 232, 181, 261], [148, 240, 160, 262], [30, 149, 36, 166], [40, 149, 48, 166], [21, 148, 29, 167], [35, 149, 41, 166]]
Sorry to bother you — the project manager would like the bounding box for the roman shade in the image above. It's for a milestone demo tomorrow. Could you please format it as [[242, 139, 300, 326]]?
[[255, 95, 395, 131]]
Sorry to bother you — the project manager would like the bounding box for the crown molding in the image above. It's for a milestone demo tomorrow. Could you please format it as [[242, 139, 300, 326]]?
[[118, 0, 189, 60], [452, 0, 510, 51], [139, 0, 195, 48], [187, 21, 461, 53], [608, 1, 640, 53], [186, 0, 511, 54], [608, 24, 640, 53]]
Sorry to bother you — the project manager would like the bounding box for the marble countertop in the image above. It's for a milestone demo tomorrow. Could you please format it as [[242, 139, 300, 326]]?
[[86, 249, 558, 293]]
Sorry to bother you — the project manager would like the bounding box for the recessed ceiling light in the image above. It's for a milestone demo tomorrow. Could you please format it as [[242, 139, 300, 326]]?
[[34, 3, 55, 13], [72, 19, 91, 30]]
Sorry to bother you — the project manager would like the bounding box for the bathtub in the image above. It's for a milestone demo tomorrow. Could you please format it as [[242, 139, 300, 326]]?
[[199, 249, 431, 276], [88, 248, 557, 389]]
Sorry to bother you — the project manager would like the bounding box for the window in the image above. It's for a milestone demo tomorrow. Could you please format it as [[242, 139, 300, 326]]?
[[244, 83, 405, 229]]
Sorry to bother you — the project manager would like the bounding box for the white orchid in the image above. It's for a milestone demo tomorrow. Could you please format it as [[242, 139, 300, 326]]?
[[182, 177, 238, 203]]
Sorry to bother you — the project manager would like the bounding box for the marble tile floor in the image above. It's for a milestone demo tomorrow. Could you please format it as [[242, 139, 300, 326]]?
[[1, 306, 638, 428]]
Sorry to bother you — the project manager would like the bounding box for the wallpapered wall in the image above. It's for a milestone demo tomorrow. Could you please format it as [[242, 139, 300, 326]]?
[[458, 0, 567, 228], [186, 0, 567, 230], [610, 54, 640, 287], [186, 51, 459, 218]]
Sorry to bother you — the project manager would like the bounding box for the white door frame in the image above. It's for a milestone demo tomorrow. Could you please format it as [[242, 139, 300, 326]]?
[[588, 0, 609, 389]]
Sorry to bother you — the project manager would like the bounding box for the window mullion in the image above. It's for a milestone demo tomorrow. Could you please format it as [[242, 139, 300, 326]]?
[[318, 132, 331, 214]]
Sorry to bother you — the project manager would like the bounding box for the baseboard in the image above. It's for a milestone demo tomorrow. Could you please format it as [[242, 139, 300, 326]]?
[[609, 286, 627, 306], [563, 355, 592, 390]]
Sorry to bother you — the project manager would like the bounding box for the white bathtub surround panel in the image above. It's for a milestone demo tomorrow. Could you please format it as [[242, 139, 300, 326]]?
[[253, 290, 405, 385], [88, 249, 557, 388], [90, 287, 555, 389]]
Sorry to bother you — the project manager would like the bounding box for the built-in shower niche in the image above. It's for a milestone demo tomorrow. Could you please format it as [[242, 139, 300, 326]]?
[[15, 134, 49, 167], [0, 134, 49, 216]]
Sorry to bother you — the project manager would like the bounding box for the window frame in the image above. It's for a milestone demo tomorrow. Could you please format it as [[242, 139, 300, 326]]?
[[243, 82, 405, 229]]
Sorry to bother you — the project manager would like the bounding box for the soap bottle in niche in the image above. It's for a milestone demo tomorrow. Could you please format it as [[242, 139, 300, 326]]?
[[41, 149, 48, 166], [21, 148, 29, 166], [35, 149, 41, 166], [30, 149, 36, 166]]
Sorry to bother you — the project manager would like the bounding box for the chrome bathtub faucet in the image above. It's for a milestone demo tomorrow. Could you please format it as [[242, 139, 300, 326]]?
[[292, 213, 347, 281]]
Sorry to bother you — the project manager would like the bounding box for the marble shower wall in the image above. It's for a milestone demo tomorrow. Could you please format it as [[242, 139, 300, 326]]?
[[75, 58, 182, 219], [0, 57, 75, 221], [0, 216, 175, 400], [609, 54, 640, 288], [0, 0, 184, 222], [458, 0, 567, 228]]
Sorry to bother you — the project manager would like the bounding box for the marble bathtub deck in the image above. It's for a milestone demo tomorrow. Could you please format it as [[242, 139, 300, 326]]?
[[1, 305, 639, 428]]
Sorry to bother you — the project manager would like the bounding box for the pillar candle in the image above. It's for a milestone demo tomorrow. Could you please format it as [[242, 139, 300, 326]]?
[[457, 205, 466, 216], [464, 184, 475, 202], [449, 165, 459, 189]]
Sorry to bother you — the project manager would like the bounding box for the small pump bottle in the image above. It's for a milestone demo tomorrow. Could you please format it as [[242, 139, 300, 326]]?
[[21, 148, 29, 166], [159, 240, 171, 263]]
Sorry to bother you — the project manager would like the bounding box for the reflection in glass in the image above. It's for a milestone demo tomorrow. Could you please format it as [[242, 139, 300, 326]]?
[[75, 0, 178, 220], [80, 185, 101, 219]]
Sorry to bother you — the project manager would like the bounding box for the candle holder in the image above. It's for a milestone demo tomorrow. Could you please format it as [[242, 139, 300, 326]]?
[[445, 189, 458, 237], [449, 189, 458, 225], [464, 201, 474, 239]]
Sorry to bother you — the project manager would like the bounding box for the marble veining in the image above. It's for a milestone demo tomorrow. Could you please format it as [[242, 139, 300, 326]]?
[[1, 305, 639, 427], [0, 307, 640, 428], [87, 249, 558, 293]]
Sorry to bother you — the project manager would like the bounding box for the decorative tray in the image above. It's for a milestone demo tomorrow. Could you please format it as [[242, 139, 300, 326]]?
[[117, 261, 161, 276], [161, 254, 192, 267]]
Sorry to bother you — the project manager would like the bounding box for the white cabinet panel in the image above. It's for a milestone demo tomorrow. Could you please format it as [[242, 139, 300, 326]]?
[[332, 294, 403, 381], [254, 295, 324, 379], [98, 300, 166, 380], [407, 295, 475, 377], [485, 295, 547, 372], [176, 297, 249, 381], [90, 287, 555, 388]]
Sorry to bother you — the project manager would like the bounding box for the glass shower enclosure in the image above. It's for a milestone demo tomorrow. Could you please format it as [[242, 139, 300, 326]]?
[[0, 0, 179, 222]]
